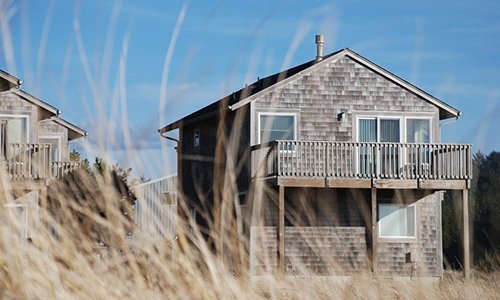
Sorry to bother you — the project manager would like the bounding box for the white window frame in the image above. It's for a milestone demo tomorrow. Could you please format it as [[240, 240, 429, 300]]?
[[39, 135, 62, 161], [257, 112, 297, 144], [0, 114, 30, 143], [4, 203, 30, 239], [356, 115, 432, 144], [378, 203, 417, 239], [356, 115, 433, 175], [356, 116, 403, 143], [356, 116, 403, 175], [405, 117, 432, 144]]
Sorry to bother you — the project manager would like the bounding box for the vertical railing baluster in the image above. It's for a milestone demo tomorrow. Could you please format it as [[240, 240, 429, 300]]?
[[417, 143, 421, 179]]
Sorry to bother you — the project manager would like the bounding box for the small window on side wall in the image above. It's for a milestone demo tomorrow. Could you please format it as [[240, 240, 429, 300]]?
[[378, 203, 416, 238], [194, 129, 200, 148]]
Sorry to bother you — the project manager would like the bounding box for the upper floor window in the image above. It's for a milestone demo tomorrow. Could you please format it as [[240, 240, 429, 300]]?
[[0, 115, 29, 159], [1, 116, 29, 144], [406, 118, 430, 143], [258, 113, 296, 143], [39, 136, 61, 161]]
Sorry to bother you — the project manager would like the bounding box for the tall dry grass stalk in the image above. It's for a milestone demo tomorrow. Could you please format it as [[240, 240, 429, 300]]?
[[0, 1, 498, 299]]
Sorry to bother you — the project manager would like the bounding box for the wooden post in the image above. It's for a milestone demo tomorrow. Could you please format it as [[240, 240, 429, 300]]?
[[371, 187, 377, 274], [463, 189, 470, 279], [278, 185, 285, 273]]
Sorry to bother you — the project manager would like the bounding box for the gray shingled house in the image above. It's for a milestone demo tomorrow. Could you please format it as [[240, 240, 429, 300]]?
[[159, 36, 471, 278]]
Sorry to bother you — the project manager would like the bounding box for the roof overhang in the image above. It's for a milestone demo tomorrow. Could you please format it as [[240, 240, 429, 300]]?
[[53, 117, 87, 140], [13, 89, 60, 117], [230, 49, 460, 120], [158, 101, 226, 133], [0, 69, 21, 92], [343, 50, 461, 120], [228, 50, 348, 111]]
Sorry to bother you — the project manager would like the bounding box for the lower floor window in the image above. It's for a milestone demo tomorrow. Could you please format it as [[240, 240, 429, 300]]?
[[378, 203, 416, 238]]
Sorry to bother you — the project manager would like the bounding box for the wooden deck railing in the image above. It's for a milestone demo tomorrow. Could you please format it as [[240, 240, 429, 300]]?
[[251, 140, 472, 180], [0, 143, 80, 180], [51, 161, 81, 178], [8, 143, 51, 180]]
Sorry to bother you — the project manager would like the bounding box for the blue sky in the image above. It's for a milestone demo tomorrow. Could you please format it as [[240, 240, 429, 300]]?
[[1, 0, 499, 178]]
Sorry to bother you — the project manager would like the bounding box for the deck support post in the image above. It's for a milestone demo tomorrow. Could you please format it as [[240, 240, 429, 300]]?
[[371, 187, 377, 274], [462, 188, 470, 280], [278, 185, 285, 273]]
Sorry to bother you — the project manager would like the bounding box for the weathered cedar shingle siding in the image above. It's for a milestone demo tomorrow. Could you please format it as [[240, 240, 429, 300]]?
[[250, 226, 368, 275], [181, 116, 219, 210], [377, 191, 442, 277], [251, 189, 442, 276], [0, 93, 38, 143], [180, 105, 251, 219], [0, 93, 33, 112], [253, 56, 439, 143]]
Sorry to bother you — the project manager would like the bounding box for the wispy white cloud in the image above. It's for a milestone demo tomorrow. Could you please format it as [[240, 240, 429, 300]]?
[[171, 81, 199, 93]]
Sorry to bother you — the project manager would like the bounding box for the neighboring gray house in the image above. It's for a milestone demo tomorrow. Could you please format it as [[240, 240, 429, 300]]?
[[159, 36, 471, 278], [0, 69, 86, 238]]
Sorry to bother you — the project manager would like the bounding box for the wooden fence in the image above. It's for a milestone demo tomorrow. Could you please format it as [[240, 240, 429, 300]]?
[[132, 175, 178, 245]]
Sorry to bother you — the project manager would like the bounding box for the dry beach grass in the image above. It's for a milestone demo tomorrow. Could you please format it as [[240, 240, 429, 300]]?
[[1, 174, 499, 300], [1, 1, 499, 299]]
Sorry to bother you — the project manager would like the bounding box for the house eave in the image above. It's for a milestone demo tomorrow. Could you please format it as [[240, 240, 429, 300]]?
[[0, 69, 21, 91], [53, 117, 87, 140], [343, 50, 461, 120], [159, 100, 231, 133], [13, 89, 60, 117]]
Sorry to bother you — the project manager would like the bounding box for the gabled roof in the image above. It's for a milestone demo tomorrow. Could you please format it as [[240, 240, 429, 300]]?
[[0, 69, 21, 91], [14, 89, 60, 116], [53, 117, 87, 140], [159, 48, 460, 133]]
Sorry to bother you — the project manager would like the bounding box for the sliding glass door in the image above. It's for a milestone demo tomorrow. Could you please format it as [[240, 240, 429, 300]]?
[[358, 116, 431, 178], [358, 117, 400, 177]]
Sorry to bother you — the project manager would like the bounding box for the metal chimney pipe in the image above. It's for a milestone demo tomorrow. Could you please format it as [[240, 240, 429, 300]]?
[[315, 34, 324, 61]]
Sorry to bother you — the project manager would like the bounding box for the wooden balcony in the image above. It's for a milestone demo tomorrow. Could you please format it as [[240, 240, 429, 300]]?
[[1, 143, 80, 180], [51, 161, 81, 179], [251, 140, 472, 189]]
